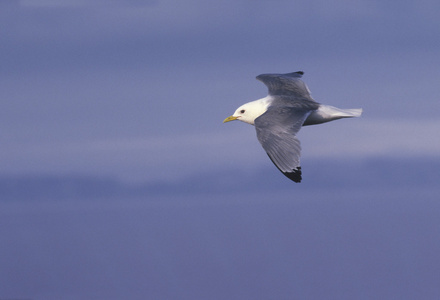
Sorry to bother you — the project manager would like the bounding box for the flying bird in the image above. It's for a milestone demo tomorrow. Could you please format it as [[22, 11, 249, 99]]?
[[223, 71, 362, 183]]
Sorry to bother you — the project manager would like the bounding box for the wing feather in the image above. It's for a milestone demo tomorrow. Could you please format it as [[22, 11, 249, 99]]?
[[254, 106, 311, 182], [256, 71, 314, 100]]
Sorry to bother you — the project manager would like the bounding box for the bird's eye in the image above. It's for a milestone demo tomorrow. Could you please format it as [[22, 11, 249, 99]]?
[[240, 109, 245, 114]]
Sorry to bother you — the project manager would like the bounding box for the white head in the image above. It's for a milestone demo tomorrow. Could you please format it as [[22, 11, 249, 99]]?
[[223, 98, 270, 125]]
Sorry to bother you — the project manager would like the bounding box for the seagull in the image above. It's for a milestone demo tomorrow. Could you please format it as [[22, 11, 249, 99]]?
[[223, 71, 362, 183]]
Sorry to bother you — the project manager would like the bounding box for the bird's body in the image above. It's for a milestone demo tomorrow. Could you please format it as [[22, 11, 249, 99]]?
[[223, 71, 362, 183]]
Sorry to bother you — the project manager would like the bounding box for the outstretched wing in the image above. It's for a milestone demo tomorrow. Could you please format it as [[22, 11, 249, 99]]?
[[254, 106, 312, 183], [256, 71, 314, 100]]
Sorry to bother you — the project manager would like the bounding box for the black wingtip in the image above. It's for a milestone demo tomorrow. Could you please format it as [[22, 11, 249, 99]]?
[[285, 71, 304, 77], [256, 71, 304, 81], [283, 167, 302, 183], [266, 154, 302, 183]]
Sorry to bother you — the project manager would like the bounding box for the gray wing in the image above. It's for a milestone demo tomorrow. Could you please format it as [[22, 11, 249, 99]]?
[[254, 106, 312, 183], [256, 71, 314, 100]]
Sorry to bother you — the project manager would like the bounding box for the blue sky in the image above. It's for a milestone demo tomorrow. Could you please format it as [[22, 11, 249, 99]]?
[[1, 1, 440, 299], [1, 0, 440, 182]]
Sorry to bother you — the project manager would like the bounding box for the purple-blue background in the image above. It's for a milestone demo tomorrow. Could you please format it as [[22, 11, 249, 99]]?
[[1, 1, 440, 299]]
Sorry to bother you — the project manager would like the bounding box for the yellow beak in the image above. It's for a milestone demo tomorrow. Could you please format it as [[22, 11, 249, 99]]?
[[223, 115, 238, 123]]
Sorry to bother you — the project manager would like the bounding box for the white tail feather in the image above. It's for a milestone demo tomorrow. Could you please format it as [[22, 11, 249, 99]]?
[[303, 105, 362, 126], [339, 108, 363, 118]]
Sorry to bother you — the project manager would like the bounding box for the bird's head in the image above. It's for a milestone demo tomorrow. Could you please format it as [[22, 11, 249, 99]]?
[[223, 99, 269, 125]]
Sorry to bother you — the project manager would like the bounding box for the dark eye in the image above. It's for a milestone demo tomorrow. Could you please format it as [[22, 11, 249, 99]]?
[[240, 109, 245, 114]]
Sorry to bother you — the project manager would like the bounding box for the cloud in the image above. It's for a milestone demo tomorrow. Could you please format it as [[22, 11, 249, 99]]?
[[3, 0, 440, 79], [20, 0, 157, 8], [1, 118, 439, 182], [301, 119, 440, 158]]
